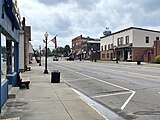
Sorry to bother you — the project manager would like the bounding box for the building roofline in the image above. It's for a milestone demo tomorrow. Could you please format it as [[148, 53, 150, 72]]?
[[100, 27, 160, 39], [87, 41, 100, 43]]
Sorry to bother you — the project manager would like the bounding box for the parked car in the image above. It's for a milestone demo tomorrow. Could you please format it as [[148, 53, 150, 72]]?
[[53, 57, 58, 61], [66, 57, 74, 61]]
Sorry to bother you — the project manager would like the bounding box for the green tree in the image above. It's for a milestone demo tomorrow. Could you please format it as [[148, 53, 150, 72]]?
[[52, 47, 64, 56], [34, 50, 40, 57], [64, 45, 71, 57], [47, 48, 53, 56], [155, 55, 160, 63]]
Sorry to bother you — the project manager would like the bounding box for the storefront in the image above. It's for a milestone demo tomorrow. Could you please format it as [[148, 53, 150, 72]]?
[[115, 43, 132, 61], [0, 0, 20, 111]]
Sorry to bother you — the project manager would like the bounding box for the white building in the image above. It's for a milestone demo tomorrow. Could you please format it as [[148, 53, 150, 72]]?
[[19, 18, 32, 71], [100, 27, 160, 62]]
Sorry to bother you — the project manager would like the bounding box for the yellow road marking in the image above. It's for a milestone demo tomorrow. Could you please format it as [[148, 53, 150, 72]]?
[[105, 69, 160, 79]]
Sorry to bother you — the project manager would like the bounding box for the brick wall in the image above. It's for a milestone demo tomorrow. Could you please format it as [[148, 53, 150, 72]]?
[[144, 52, 154, 62], [72, 35, 82, 56], [100, 50, 114, 61], [154, 40, 160, 58], [132, 47, 153, 61]]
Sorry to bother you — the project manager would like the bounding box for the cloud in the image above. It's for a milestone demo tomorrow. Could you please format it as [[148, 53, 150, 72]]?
[[37, 0, 70, 6], [136, 0, 160, 12], [17, 0, 160, 49]]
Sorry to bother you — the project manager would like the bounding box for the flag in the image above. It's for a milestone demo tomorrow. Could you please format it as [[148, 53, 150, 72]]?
[[51, 36, 57, 48]]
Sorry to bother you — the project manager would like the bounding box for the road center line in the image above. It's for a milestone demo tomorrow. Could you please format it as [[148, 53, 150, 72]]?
[[103, 68, 160, 79], [57, 65, 136, 110], [92, 91, 132, 98]]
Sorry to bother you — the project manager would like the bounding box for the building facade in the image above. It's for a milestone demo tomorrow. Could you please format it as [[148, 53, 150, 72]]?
[[81, 37, 100, 60], [100, 27, 160, 62], [0, 0, 20, 111], [72, 35, 82, 59], [72, 35, 100, 60], [19, 17, 31, 72]]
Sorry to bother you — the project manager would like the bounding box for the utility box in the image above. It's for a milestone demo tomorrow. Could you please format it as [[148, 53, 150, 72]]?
[[51, 71, 60, 83]]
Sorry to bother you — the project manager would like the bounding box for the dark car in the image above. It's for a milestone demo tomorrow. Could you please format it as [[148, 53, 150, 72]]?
[[53, 57, 58, 61], [66, 57, 74, 61]]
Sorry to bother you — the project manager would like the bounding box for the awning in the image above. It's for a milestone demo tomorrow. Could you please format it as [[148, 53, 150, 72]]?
[[116, 43, 132, 49]]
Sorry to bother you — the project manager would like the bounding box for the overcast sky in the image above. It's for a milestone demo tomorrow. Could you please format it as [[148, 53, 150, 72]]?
[[17, 0, 160, 49]]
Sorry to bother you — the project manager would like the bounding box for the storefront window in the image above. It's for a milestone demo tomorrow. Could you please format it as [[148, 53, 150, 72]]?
[[6, 40, 12, 74], [12, 42, 14, 73], [1, 34, 7, 81]]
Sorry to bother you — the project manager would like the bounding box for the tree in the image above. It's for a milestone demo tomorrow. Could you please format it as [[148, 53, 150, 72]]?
[[47, 48, 53, 56], [155, 55, 160, 63], [52, 47, 64, 56], [64, 45, 71, 57]]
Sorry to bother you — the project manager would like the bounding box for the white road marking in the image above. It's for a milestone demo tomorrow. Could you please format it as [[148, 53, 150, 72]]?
[[92, 91, 132, 98], [58, 65, 136, 110], [121, 91, 136, 110], [73, 89, 109, 120]]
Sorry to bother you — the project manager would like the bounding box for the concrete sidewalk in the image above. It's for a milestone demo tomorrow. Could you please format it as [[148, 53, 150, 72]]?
[[1, 61, 107, 120]]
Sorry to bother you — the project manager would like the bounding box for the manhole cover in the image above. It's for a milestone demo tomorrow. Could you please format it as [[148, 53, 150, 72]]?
[[133, 111, 160, 115], [6, 101, 27, 107]]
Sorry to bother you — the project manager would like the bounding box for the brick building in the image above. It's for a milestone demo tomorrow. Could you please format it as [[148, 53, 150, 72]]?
[[72, 35, 83, 59], [72, 35, 100, 60]]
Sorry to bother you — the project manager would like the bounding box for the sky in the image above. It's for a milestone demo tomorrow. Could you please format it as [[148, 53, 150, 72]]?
[[17, 0, 160, 50]]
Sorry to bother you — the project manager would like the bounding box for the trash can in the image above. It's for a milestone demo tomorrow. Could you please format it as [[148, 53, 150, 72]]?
[[137, 61, 141, 65], [51, 70, 60, 83]]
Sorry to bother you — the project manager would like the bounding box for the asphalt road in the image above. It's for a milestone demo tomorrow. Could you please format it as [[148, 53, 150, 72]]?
[[47, 58, 160, 120]]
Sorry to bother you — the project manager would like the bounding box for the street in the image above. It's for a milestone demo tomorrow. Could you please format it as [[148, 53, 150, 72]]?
[[48, 58, 160, 120]]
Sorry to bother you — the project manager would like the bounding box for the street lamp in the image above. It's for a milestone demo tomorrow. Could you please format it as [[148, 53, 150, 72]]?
[[43, 32, 49, 74], [39, 45, 41, 66]]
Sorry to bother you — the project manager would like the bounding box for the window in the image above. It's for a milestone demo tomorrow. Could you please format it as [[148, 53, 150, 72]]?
[[145, 36, 149, 43], [120, 37, 123, 45], [125, 36, 129, 44], [12, 42, 14, 73], [2, 4, 5, 19], [120, 50, 123, 58], [108, 44, 110, 49], [156, 37, 159, 40], [1, 34, 7, 82], [117, 37, 123, 46], [102, 54, 105, 58], [117, 38, 120, 46], [111, 44, 113, 49], [105, 45, 107, 50], [101, 46, 103, 51], [107, 53, 109, 58]]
